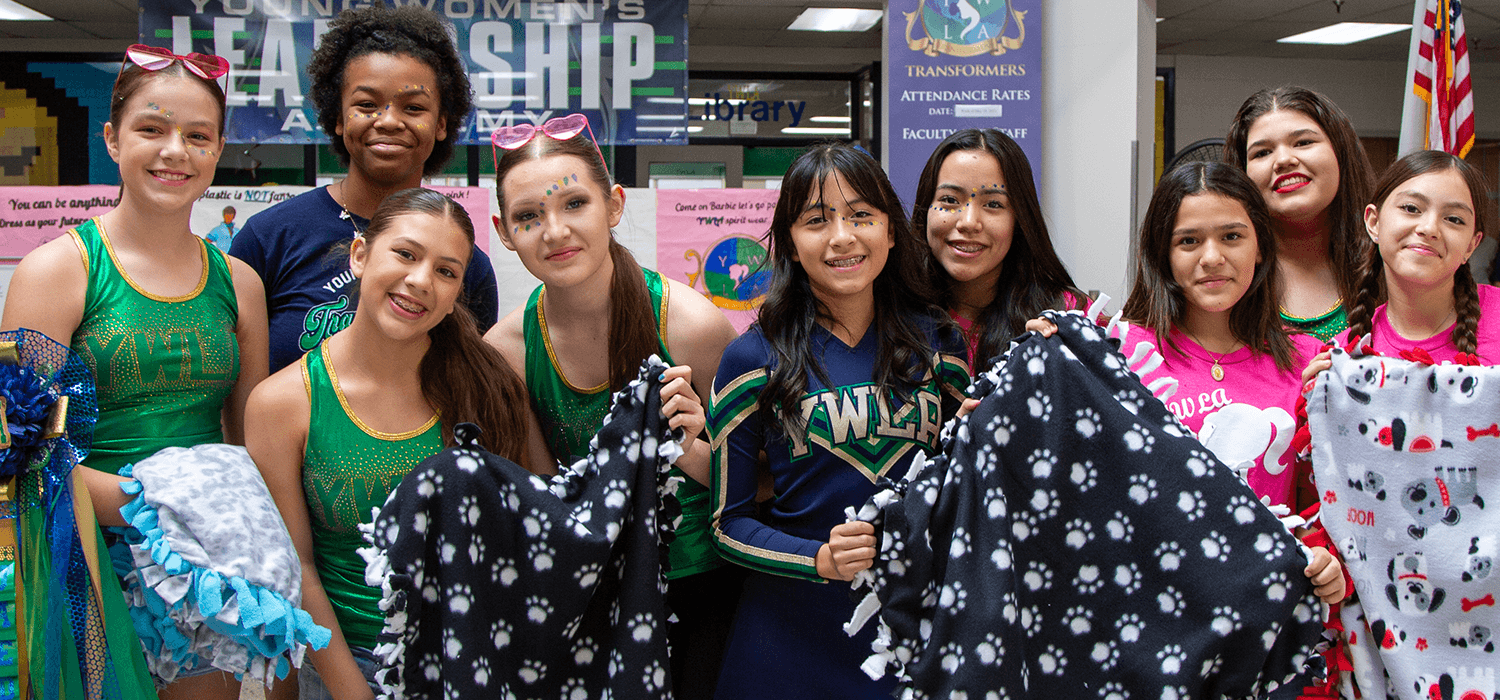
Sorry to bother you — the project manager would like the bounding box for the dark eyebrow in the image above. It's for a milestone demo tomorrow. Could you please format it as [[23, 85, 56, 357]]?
[[134, 112, 215, 129], [390, 235, 465, 266], [800, 200, 827, 215], [938, 182, 1007, 195], [1398, 188, 1476, 215], [1247, 128, 1321, 151], [395, 86, 432, 99], [1173, 221, 1248, 236], [1395, 189, 1430, 205]]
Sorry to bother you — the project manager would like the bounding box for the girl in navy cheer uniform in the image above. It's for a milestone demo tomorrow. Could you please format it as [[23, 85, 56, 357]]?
[[708, 143, 969, 699]]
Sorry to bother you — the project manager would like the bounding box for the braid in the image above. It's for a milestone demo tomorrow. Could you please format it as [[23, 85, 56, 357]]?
[[1343, 248, 1385, 344], [1451, 263, 1481, 355]]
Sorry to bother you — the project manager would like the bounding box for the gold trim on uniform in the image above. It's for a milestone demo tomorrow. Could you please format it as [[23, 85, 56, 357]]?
[[95, 216, 211, 303], [321, 342, 438, 441]]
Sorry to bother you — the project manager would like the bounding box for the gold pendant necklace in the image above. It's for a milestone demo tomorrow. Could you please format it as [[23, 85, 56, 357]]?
[[1185, 331, 1240, 382]]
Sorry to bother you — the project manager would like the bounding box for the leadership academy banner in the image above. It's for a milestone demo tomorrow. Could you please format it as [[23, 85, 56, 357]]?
[[139, 0, 690, 146], [885, 0, 1040, 204]]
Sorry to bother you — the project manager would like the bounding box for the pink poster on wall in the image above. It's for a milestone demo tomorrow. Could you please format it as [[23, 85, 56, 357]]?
[[655, 188, 779, 334], [0, 185, 118, 261], [0, 185, 492, 263], [430, 186, 491, 254]]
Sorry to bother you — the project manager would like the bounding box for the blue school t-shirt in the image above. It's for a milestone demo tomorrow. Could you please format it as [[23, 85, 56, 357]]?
[[231, 187, 500, 373]]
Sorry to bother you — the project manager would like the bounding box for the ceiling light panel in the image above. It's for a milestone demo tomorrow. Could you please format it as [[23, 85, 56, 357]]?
[[0, 0, 51, 20], [1277, 22, 1409, 45], [788, 8, 883, 32]]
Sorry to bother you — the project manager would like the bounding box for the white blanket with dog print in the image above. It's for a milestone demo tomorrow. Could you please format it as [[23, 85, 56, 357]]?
[[1306, 347, 1499, 699]]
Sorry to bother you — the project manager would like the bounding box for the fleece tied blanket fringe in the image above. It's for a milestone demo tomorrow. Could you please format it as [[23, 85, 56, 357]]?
[[115, 443, 330, 686], [1304, 344, 1500, 700], [360, 357, 684, 700], [847, 307, 1327, 699]]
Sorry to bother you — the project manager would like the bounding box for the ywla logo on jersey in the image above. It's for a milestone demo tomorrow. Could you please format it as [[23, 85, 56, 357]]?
[[905, 0, 1028, 57]]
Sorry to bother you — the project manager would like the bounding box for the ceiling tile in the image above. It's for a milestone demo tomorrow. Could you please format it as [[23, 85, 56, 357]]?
[[1178, 0, 1325, 22], [689, 28, 782, 46], [0, 20, 95, 39], [71, 21, 137, 40], [1157, 0, 1219, 19], [697, 5, 800, 29], [1156, 19, 1243, 42]]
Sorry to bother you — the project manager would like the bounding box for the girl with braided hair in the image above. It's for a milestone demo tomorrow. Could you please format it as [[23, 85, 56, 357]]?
[[1322, 151, 1496, 363]]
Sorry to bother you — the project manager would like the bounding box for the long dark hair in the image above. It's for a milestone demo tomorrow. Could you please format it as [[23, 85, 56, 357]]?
[[493, 130, 657, 392], [1345, 150, 1490, 355], [1122, 162, 1295, 371], [362, 188, 530, 467], [307, 5, 473, 175], [912, 128, 1082, 364], [758, 142, 945, 437], [1224, 86, 1374, 306]]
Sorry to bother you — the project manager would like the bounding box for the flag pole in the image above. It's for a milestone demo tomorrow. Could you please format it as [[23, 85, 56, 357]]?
[[1397, 0, 1428, 158]]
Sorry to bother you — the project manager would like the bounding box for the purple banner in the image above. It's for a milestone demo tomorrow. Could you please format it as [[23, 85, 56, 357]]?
[[885, 0, 1041, 206]]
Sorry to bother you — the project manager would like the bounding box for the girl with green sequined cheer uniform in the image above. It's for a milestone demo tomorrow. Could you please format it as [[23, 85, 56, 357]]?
[[246, 189, 537, 700], [709, 143, 969, 699], [483, 114, 740, 698], [1225, 86, 1377, 341], [0, 47, 268, 700]]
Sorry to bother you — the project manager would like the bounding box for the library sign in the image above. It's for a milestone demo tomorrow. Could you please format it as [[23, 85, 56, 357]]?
[[885, 0, 1039, 203], [140, 0, 690, 145]]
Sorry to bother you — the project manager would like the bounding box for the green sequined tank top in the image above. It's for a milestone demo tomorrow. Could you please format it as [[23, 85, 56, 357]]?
[[523, 268, 720, 578], [69, 217, 240, 475], [1281, 300, 1348, 343], [301, 342, 442, 650]]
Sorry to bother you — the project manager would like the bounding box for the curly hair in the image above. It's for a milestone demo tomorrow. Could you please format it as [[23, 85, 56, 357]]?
[[306, 5, 473, 175]]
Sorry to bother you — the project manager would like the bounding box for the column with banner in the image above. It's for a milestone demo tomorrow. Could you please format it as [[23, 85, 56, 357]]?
[[138, 0, 690, 146], [885, 0, 1040, 204]]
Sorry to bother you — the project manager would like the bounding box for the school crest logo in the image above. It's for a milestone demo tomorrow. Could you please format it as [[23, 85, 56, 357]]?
[[684, 235, 770, 311], [906, 0, 1027, 57]]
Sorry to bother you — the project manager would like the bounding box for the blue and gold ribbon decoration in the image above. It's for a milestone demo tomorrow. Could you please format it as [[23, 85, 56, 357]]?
[[0, 328, 136, 699]]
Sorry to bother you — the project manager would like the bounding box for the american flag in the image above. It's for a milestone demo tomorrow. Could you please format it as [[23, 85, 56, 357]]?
[[1409, 0, 1475, 157]]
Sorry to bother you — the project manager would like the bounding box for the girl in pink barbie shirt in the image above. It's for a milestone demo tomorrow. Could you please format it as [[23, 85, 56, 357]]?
[[1034, 161, 1345, 609]]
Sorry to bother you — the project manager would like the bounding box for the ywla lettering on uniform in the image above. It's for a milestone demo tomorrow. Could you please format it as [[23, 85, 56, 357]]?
[[81, 329, 234, 388], [787, 382, 943, 477], [299, 269, 357, 353]]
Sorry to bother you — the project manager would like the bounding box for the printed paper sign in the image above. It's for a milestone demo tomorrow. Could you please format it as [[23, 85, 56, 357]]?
[[655, 189, 778, 333]]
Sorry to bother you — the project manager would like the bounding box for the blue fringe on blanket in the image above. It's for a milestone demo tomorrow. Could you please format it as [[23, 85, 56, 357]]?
[[115, 465, 331, 686]]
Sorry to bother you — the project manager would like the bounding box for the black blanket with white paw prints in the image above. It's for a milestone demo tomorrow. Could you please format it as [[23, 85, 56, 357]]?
[[361, 358, 684, 700], [847, 309, 1327, 698]]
